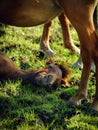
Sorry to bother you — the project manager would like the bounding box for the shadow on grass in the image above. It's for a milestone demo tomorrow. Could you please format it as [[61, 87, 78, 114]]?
[[0, 81, 98, 129]]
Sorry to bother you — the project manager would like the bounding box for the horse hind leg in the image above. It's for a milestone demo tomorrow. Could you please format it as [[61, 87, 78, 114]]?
[[58, 13, 80, 54], [40, 21, 55, 57], [40, 12, 80, 58]]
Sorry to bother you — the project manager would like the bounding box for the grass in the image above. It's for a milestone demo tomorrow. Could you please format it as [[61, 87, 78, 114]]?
[[0, 19, 98, 130]]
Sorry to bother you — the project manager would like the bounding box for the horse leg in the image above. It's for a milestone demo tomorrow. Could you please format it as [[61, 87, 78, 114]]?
[[73, 5, 98, 70], [90, 33, 98, 111], [40, 12, 80, 57], [58, 13, 80, 54], [72, 56, 95, 71], [93, 5, 98, 30], [69, 42, 93, 105], [40, 21, 55, 57], [60, 1, 98, 110]]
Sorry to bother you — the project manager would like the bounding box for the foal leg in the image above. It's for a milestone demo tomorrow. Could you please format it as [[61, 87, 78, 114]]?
[[58, 13, 80, 54], [59, 0, 98, 109]]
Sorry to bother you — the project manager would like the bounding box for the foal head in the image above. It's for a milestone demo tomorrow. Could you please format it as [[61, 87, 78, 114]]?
[[27, 60, 71, 88]]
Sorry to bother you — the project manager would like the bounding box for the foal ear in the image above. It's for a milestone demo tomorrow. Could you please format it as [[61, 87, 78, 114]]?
[[58, 63, 71, 78], [59, 63, 71, 88]]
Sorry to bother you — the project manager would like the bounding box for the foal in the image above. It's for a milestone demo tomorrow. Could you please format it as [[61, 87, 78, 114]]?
[[0, 52, 70, 88]]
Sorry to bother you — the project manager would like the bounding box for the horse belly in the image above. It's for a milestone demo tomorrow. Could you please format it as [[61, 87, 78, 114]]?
[[0, 0, 62, 27]]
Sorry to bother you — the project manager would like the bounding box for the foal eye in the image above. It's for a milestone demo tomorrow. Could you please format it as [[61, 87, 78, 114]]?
[[47, 75, 52, 79], [48, 65, 53, 69]]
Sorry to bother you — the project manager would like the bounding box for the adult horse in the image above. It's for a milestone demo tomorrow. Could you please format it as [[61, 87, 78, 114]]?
[[0, 0, 98, 112]]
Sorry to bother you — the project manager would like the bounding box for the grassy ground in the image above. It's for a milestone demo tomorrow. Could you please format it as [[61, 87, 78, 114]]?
[[0, 19, 98, 130]]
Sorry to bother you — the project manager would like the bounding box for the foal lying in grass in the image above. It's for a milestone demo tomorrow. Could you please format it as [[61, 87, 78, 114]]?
[[0, 52, 70, 88]]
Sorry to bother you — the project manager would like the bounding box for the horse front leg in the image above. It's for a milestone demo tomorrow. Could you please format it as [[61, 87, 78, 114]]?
[[69, 29, 98, 111], [90, 34, 98, 112], [69, 21, 98, 111], [60, 0, 98, 111], [69, 45, 92, 105]]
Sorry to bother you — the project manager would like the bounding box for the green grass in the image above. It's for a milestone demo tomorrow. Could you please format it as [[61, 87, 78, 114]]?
[[0, 19, 98, 130]]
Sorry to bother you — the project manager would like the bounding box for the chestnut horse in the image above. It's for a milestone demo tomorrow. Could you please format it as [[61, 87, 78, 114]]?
[[0, 0, 98, 111], [0, 52, 70, 88]]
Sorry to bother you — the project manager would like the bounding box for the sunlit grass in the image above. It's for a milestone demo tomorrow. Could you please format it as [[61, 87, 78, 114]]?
[[0, 19, 97, 130]]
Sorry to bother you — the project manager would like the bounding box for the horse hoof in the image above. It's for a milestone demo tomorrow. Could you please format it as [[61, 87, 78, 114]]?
[[89, 105, 98, 115], [44, 50, 55, 57], [72, 62, 83, 69], [67, 97, 82, 107], [67, 100, 76, 108]]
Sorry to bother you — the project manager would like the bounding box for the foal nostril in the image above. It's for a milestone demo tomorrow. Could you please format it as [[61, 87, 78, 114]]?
[[46, 75, 53, 81], [46, 75, 54, 86], [48, 83, 52, 87]]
